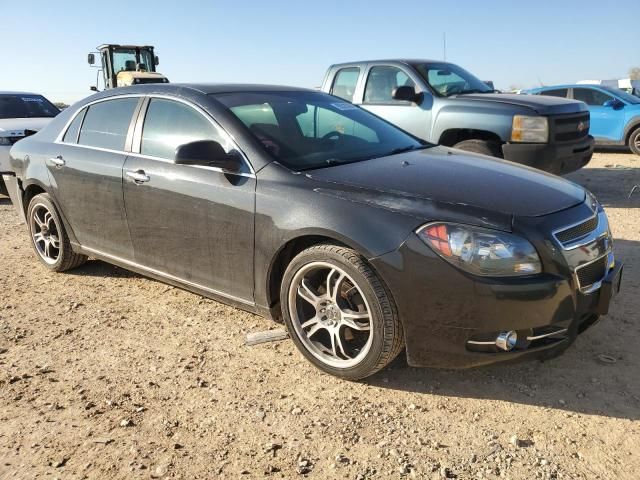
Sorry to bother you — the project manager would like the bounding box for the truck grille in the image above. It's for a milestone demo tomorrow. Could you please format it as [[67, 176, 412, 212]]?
[[551, 113, 590, 142], [576, 256, 607, 291], [554, 215, 598, 245]]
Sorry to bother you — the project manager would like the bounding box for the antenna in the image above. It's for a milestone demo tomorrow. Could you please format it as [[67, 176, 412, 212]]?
[[443, 33, 447, 61]]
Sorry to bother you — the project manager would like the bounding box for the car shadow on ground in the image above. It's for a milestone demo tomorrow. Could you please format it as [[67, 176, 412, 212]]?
[[0, 197, 11, 206], [365, 238, 639, 421], [565, 165, 639, 209], [66, 259, 142, 280]]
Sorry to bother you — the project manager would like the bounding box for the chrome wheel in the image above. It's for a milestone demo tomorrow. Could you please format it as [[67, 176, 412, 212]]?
[[30, 203, 61, 265], [288, 261, 373, 368]]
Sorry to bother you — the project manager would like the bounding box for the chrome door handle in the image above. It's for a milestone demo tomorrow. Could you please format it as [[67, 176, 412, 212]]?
[[126, 170, 150, 184], [50, 156, 65, 167]]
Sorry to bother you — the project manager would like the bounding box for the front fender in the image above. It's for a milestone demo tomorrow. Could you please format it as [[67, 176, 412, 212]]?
[[432, 102, 531, 143]]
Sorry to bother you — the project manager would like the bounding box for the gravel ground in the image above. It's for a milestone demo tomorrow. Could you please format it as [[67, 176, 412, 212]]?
[[0, 152, 638, 479]]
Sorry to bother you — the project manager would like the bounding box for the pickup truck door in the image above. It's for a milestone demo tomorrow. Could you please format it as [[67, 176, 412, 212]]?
[[572, 87, 625, 143], [122, 97, 256, 303], [356, 64, 433, 141], [46, 97, 141, 260]]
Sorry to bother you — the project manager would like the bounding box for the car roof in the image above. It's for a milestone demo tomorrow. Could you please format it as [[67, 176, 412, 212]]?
[[330, 59, 443, 67], [0, 91, 44, 96]]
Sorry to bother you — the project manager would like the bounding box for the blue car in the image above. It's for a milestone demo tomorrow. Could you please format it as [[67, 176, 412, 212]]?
[[524, 85, 640, 155]]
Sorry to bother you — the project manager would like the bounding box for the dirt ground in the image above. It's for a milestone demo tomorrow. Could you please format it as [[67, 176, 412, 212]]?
[[0, 151, 638, 480]]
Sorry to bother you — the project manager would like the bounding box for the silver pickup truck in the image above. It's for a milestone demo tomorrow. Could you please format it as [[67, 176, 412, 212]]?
[[321, 59, 594, 175]]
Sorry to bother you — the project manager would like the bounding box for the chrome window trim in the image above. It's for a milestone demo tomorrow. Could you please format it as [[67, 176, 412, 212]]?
[[53, 93, 256, 175], [552, 210, 609, 251], [125, 151, 256, 178], [80, 245, 254, 306]]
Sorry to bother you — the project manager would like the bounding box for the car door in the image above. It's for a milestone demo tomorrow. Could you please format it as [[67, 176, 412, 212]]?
[[572, 87, 625, 143], [358, 65, 433, 140], [48, 96, 141, 260], [122, 96, 256, 302]]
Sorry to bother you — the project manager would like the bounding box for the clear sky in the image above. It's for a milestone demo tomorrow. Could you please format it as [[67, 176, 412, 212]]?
[[2, 0, 637, 104]]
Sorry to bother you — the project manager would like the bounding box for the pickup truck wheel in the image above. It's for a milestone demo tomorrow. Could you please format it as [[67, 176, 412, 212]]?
[[453, 139, 503, 158], [629, 128, 640, 156], [27, 193, 88, 272], [281, 244, 404, 380]]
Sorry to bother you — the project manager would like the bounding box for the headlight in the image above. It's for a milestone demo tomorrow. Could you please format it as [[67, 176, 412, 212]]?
[[416, 222, 542, 276], [511, 115, 548, 143], [0, 137, 12, 146]]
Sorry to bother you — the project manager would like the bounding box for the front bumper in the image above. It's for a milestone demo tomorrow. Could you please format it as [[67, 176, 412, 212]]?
[[370, 203, 622, 369], [502, 135, 594, 175]]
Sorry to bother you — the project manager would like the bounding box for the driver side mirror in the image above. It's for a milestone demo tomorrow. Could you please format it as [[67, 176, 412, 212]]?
[[603, 99, 624, 110], [154, 55, 160, 66], [174, 140, 243, 172], [87, 53, 95, 65], [392, 86, 421, 103]]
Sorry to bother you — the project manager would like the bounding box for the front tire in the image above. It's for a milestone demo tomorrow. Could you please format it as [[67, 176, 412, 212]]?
[[27, 193, 87, 272], [453, 139, 503, 158], [280, 244, 404, 380], [629, 128, 640, 156]]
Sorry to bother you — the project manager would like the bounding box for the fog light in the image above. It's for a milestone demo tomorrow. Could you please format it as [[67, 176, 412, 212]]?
[[495, 331, 517, 351]]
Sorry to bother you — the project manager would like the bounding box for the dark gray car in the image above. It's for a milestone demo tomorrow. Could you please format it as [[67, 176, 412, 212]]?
[[6, 84, 622, 379]]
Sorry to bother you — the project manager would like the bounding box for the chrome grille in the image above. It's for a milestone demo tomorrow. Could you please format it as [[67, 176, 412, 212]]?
[[576, 256, 607, 290], [554, 215, 598, 245]]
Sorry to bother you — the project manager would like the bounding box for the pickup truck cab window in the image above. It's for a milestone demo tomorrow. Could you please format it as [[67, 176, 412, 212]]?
[[331, 67, 360, 102], [78, 98, 138, 151], [414, 62, 492, 97], [364, 66, 416, 104], [141, 98, 227, 159]]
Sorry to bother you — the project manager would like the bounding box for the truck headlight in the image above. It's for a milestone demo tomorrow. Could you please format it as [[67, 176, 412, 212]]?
[[511, 115, 548, 143], [416, 222, 542, 276]]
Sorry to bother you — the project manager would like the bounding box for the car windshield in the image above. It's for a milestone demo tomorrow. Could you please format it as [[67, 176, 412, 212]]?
[[0, 94, 59, 119], [215, 91, 429, 171], [600, 86, 640, 104], [414, 62, 494, 97], [112, 48, 154, 73]]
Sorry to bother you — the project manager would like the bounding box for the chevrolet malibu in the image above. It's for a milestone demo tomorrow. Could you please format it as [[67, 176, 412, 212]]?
[[6, 84, 623, 380]]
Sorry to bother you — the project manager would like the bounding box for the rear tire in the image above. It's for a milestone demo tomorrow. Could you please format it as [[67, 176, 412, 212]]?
[[453, 139, 503, 158], [280, 244, 404, 380], [629, 128, 640, 156], [27, 193, 87, 272]]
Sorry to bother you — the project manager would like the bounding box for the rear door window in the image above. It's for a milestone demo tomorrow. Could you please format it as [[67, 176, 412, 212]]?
[[331, 68, 360, 102], [364, 66, 416, 104], [572, 88, 614, 106], [78, 98, 138, 150], [538, 89, 568, 98]]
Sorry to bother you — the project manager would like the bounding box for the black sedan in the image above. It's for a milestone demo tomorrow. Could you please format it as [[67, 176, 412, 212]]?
[[5, 84, 623, 379]]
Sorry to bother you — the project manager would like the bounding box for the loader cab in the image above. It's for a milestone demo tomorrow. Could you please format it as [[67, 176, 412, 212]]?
[[88, 44, 169, 90]]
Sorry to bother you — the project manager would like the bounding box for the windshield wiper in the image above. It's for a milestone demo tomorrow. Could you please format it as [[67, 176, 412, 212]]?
[[386, 144, 432, 156], [457, 89, 498, 95]]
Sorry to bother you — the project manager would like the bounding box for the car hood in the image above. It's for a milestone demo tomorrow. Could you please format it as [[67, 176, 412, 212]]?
[[305, 146, 585, 228], [454, 93, 587, 115], [0, 117, 53, 137]]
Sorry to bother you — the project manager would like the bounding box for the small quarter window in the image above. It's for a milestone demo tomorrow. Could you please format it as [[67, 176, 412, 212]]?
[[62, 108, 86, 144], [79, 98, 138, 151], [331, 68, 360, 102]]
